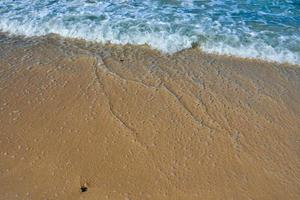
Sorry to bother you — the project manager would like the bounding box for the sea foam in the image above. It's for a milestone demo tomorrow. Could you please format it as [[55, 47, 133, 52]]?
[[0, 0, 299, 65]]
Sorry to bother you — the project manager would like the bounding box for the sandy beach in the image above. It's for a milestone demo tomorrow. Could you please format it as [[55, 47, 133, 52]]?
[[1, 33, 300, 200]]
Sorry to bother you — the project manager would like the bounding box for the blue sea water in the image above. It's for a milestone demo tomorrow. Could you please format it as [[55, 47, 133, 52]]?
[[0, 0, 300, 64]]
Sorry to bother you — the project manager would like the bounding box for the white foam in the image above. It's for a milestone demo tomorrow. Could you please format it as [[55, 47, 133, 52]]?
[[201, 40, 300, 65], [0, 17, 194, 54]]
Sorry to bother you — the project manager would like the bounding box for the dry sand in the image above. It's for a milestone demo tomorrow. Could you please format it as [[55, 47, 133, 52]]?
[[1, 34, 300, 200]]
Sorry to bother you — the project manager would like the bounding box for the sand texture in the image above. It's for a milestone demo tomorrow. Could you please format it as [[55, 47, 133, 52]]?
[[1, 34, 300, 200]]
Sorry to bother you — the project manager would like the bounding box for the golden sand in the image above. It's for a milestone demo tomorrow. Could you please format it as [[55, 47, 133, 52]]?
[[1, 35, 300, 199]]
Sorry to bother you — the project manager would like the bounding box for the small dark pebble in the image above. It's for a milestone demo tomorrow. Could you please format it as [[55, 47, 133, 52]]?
[[80, 186, 88, 193]]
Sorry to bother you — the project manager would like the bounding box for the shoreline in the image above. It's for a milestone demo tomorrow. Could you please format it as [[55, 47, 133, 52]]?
[[1, 32, 300, 199], [1, 32, 299, 68]]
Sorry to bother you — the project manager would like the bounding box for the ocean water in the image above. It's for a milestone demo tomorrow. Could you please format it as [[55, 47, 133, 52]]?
[[0, 0, 300, 65]]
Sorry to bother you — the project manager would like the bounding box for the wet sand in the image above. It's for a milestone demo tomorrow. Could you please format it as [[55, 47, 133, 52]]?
[[1, 34, 300, 200]]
